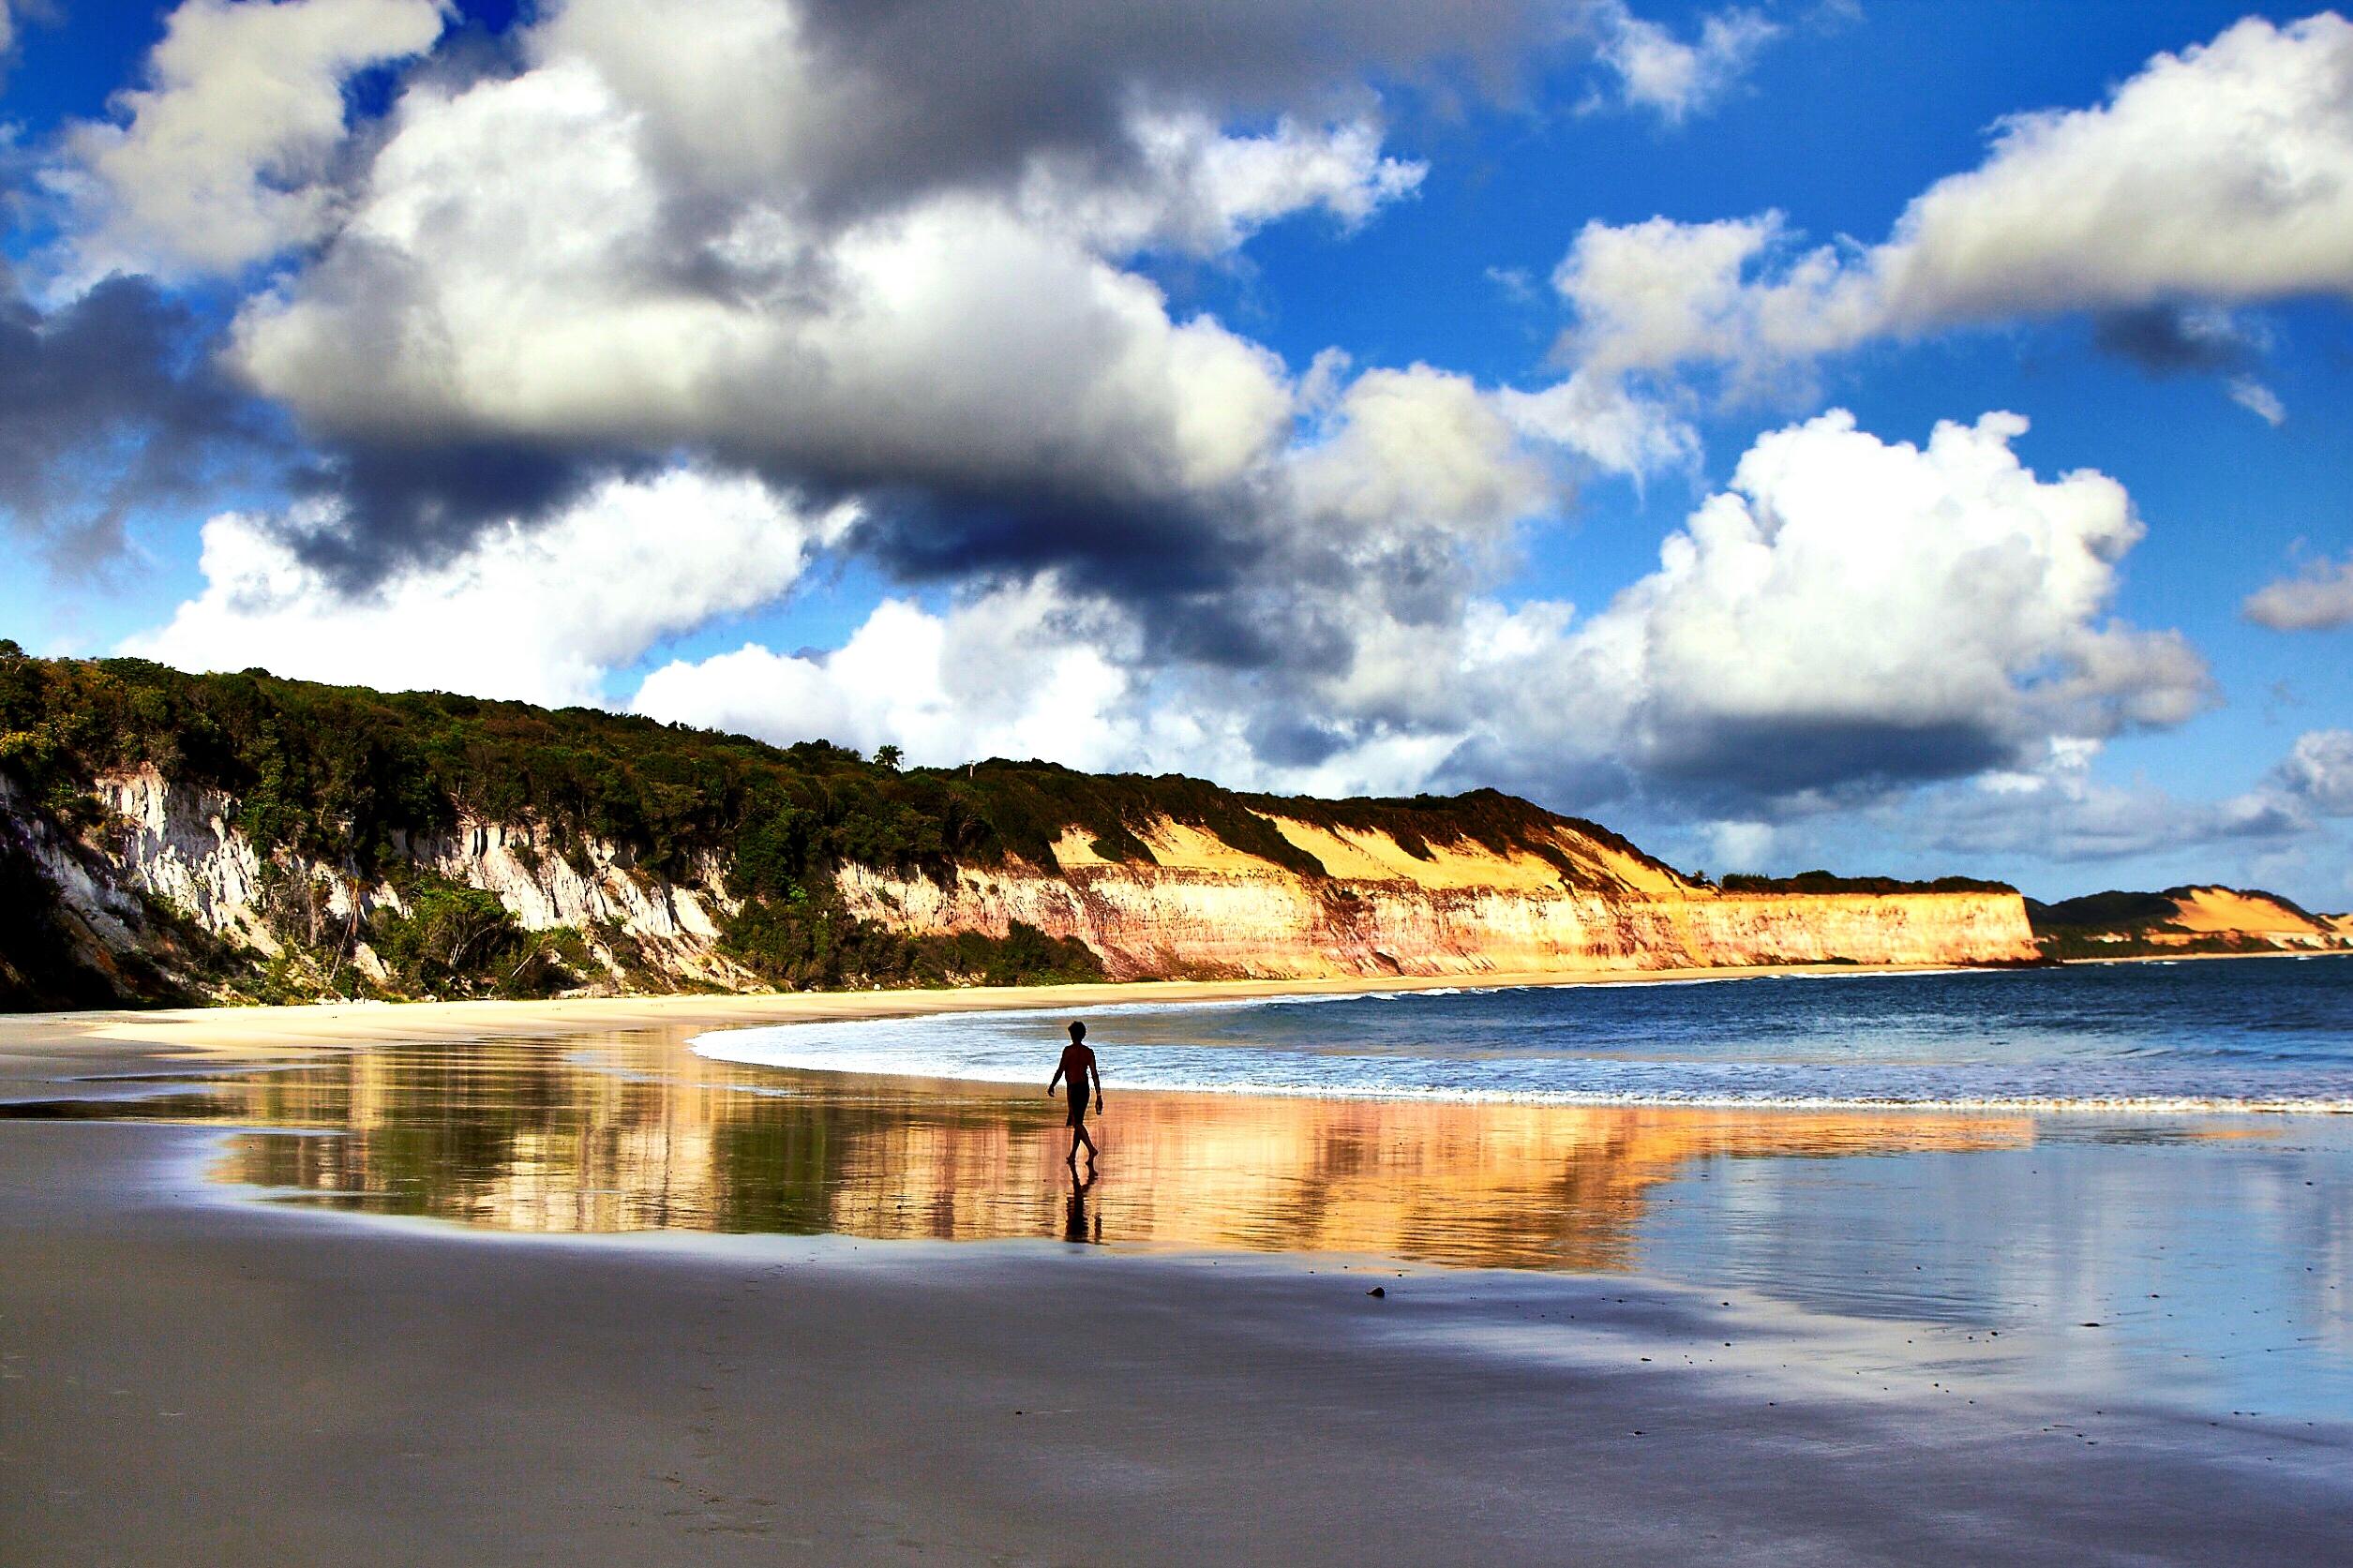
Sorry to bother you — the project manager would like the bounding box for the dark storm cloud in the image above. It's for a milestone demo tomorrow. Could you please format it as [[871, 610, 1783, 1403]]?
[[775, 0, 1573, 222], [288, 436, 1286, 632], [1428, 733, 1638, 814], [0, 276, 272, 571], [846, 483, 1254, 601], [1244, 712, 1354, 769], [1635, 714, 2013, 799], [2089, 304, 2260, 377], [1155, 589, 1356, 674], [846, 482, 1371, 675], [282, 438, 634, 586]]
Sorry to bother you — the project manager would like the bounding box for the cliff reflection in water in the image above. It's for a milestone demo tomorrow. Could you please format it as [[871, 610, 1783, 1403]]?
[[171, 1033, 2031, 1271]]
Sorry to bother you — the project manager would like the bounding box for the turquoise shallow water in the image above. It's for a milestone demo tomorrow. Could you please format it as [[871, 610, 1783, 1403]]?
[[696, 955, 2353, 1112]]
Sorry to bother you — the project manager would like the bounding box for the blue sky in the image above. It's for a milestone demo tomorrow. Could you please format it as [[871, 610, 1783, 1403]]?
[[2, 0, 2349, 905]]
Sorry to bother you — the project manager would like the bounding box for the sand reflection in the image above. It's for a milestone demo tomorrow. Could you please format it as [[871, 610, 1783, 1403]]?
[[76, 1028, 2035, 1271]]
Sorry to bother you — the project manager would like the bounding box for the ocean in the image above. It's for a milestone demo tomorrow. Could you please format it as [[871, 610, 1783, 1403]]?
[[693, 955, 2353, 1114]]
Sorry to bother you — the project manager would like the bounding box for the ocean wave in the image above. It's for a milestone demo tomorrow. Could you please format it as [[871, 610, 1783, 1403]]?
[[688, 961, 2352, 1117], [690, 1032, 2353, 1115], [690, 1027, 2353, 1115]]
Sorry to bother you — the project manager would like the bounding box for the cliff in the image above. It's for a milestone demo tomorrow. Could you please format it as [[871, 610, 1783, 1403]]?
[[837, 820, 2036, 980], [2027, 886, 2353, 960], [0, 653, 2038, 1008]]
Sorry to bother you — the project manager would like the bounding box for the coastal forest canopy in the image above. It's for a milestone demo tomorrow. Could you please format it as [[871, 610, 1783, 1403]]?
[[0, 649, 1724, 1003], [0, 650, 2062, 1008], [0, 649, 1657, 884]]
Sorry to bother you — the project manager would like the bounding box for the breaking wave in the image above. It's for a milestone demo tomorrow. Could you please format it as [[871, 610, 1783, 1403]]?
[[692, 959, 2353, 1115]]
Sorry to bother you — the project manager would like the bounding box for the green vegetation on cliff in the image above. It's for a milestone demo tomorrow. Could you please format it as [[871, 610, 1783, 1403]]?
[[2023, 886, 2344, 960], [1717, 870, 2015, 895], [720, 903, 1103, 991], [0, 650, 1651, 885], [0, 650, 1671, 1001], [2027, 887, 2323, 932]]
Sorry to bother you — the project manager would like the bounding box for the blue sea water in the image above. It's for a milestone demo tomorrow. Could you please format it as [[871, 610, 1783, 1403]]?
[[695, 956, 2353, 1113]]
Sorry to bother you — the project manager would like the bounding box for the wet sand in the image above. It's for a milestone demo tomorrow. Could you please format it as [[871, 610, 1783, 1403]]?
[[3, 989, 2349, 1563]]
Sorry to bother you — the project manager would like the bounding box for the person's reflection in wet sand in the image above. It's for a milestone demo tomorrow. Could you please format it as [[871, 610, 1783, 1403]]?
[[1063, 1166, 1100, 1246]]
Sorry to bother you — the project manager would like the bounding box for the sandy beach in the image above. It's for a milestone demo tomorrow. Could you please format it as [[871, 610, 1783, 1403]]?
[[5, 976, 2350, 1564], [0, 961, 1977, 1066]]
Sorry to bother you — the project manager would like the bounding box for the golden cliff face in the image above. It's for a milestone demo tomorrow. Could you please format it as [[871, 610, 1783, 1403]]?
[[838, 814, 2040, 978]]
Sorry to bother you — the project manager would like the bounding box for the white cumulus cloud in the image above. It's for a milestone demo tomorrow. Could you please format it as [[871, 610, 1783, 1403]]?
[[54, 0, 1680, 708], [224, 42, 1349, 557], [1508, 409, 2211, 796], [1018, 112, 1426, 257], [2244, 551, 2353, 631], [58, 0, 446, 278], [1496, 368, 1701, 485], [126, 470, 853, 707], [2275, 729, 2353, 815], [1589, 1, 1778, 124], [637, 407, 2210, 818], [633, 580, 1151, 772], [1553, 15, 2353, 410], [1875, 13, 2353, 321]]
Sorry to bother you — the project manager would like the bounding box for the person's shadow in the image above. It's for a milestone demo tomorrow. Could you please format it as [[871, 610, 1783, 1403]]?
[[1063, 1167, 1101, 1246]]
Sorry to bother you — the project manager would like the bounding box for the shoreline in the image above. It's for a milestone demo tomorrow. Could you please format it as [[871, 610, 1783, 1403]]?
[[5, 958, 2349, 1561], [2061, 946, 2353, 966], [0, 958, 1990, 1068], [9, 947, 2341, 1071], [9, 953, 2343, 1117]]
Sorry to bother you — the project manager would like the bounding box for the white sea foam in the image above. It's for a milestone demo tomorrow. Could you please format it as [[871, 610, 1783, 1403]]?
[[694, 1040, 2353, 1115], [691, 992, 2353, 1113], [687, 963, 2353, 1116]]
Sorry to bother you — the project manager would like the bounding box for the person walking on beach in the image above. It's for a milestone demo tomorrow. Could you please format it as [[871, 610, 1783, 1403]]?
[[1048, 1021, 1102, 1169]]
